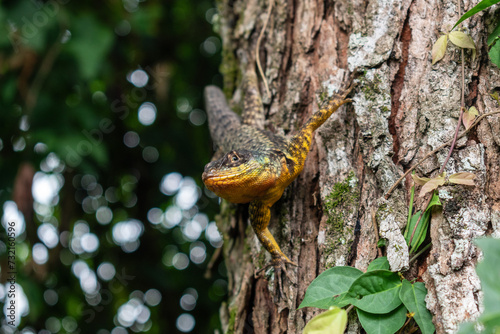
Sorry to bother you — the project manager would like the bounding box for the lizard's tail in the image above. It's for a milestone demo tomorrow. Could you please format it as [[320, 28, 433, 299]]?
[[204, 86, 241, 149]]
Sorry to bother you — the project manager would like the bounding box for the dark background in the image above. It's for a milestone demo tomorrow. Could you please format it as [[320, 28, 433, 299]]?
[[0, 0, 225, 332]]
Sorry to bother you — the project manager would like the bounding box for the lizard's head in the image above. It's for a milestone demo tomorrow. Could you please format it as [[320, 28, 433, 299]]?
[[202, 149, 280, 204]]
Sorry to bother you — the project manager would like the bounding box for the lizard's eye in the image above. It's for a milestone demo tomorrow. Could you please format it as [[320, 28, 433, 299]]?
[[231, 155, 239, 162]]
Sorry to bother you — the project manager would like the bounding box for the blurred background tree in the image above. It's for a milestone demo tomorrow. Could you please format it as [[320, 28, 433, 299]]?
[[0, 0, 225, 333]]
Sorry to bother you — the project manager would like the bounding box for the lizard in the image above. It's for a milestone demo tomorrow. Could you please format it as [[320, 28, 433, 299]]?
[[202, 66, 354, 298]]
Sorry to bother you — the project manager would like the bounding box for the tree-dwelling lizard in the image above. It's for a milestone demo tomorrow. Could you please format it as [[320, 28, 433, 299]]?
[[202, 68, 354, 299]]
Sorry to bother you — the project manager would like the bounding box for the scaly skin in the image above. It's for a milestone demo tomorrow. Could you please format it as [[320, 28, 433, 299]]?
[[202, 69, 353, 298]]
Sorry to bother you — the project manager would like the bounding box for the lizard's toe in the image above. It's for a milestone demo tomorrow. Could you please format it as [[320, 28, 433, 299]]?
[[256, 255, 298, 302]]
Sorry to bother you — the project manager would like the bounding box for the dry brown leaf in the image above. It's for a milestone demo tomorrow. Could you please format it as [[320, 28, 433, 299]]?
[[411, 173, 431, 186], [449, 172, 475, 186], [419, 175, 445, 197], [463, 106, 478, 130]]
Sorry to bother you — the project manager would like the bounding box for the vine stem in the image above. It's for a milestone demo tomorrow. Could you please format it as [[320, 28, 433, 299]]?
[[372, 208, 383, 257], [384, 109, 500, 199], [255, 0, 274, 99], [405, 0, 468, 252], [439, 47, 466, 175], [409, 243, 432, 264]]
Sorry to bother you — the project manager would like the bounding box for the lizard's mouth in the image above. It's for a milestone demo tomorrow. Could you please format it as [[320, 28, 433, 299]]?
[[202, 169, 239, 184], [202, 159, 250, 185], [202, 161, 278, 204]]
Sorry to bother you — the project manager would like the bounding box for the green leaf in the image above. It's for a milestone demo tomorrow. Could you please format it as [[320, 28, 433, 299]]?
[[407, 184, 415, 228], [405, 192, 440, 252], [489, 40, 500, 68], [303, 307, 348, 334], [432, 34, 448, 65], [399, 280, 436, 334], [449, 31, 476, 50], [475, 238, 500, 325], [462, 106, 479, 129], [452, 0, 500, 30], [330, 292, 357, 308], [487, 20, 500, 46], [357, 304, 408, 334], [299, 266, 363, 309], [377, 239, 387, 248], [456, 321, 477, 334], [405, 210, 423, 247], [491, 92, 500, 103], [449, 172, 476, 186], [348, 270, 403, 314], [481, 316, 500, 330], [425, 192, 442, 212], [367, 257, 390, 271], [65, 15, 114, 80]]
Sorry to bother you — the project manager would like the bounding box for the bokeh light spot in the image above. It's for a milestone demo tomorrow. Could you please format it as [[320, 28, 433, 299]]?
[[163, 206, 182, 228], [33, 243, 49, 264], [147, 208, 162, 225], [176, 313, 195, 333], [142, 146, 159, 163], [144, 289, 162, 307], [13, 136, 26, 151], [37, 223, 59, 249], [129, 69, 149, 88], [189, 243, 206, 264], [61, 317, 77, 332], [3, 283, 29, 326], [172, 253, 189, 270], [96, 206, 113, 225], [97, 262, 116, 281], [1, 201, 26, 237], [34, 142, 48, 154], [206, 222, 223, 248], [183, 220, 202, 241], [138, 102, 157, 126], [81, 233, 99, 253], [180, 293, 196, 311], [160, 172, 183, 195], [123, 131, 140, 148], [175, 177, 200, 210], [189, 109, 206, 126], [176, 97, 192, 114], [112, 220, 143, 244], [32, 172, 63, 206], [45, 317, 61, 333], [44, 289, 58, 306], [81, 174, 97, 190], [115, 20, 131, 36]]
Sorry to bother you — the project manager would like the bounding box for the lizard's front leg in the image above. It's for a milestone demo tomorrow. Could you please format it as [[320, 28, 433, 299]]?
[[249, 201, 297, 300]]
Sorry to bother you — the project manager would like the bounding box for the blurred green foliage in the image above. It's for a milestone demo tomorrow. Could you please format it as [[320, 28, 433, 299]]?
[[0, 0, 225, 332]]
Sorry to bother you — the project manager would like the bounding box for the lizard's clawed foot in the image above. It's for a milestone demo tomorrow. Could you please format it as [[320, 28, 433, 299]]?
[[257, 255, 298, 302], [340, 72, 359, 98], [324, 72, 358, 110]]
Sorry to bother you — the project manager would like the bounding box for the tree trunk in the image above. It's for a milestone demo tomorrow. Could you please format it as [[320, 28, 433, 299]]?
[[214, 0, 500, 333]]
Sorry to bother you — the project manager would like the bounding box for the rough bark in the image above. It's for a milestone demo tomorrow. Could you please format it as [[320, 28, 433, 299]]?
[[213, 0, 500, 333]]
